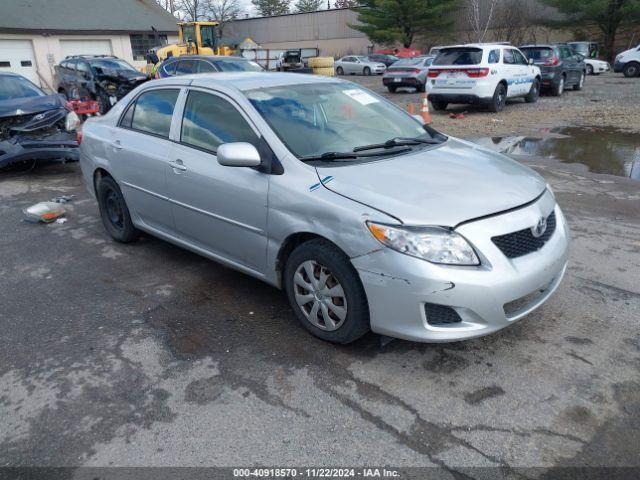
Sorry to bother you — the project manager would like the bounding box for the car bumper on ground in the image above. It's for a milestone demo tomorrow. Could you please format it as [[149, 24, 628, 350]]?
[[0, 131, 79, 169], [613, 61, 625, 73], [351, 191, 570, 342], [382, 76, 421, 88]]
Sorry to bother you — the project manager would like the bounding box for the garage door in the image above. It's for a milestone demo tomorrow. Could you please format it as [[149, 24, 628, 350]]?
[[0, 39, 40, 86], [60, 40, 112, 58]]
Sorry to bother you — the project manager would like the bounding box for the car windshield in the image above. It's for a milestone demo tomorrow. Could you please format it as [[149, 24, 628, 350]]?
[[0, 76, 44, 101], [521, 48, 553, 61], [433, 48, 483, 65], [90, 58, 138, 73], [214, 59, 263, 72], [245, 83, 442, 161]]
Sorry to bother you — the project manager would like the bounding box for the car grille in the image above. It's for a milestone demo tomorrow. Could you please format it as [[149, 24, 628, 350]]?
[[424, 303, 462, 325], [492, 211, 556, 259]]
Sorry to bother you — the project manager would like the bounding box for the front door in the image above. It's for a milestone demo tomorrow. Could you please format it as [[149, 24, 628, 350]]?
[[109, 88, 181, 235], [167, 89, 269, 273]]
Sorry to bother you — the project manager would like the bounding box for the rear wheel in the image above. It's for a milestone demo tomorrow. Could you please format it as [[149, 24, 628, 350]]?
[[551, 75, 565, 96], [430, 101, 448, 111], [488, 83, 507, 112], [525, 78, 540, 103], [573, 72, 585, 91], [363, 66, 371, 76], [96, 91, 112, 115], [417, 82, 426, 93], [284, 239, 370, 344], [623, 62, 640, 78], [96, 176, 139, 243]]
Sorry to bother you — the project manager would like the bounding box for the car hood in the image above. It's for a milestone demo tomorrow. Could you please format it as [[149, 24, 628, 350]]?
[[0, 94, 64, 118], [95, 69, 147, 83], [316, 138, 546, 227]]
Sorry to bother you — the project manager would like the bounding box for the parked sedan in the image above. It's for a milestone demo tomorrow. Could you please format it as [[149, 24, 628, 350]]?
[[80, 72, 569, 344], [520, 44, 586, 95], [335, 56, 386, 75], [382, 56, 435, 92], [158, 55, 264, 78], [0, 72, 79, 169]]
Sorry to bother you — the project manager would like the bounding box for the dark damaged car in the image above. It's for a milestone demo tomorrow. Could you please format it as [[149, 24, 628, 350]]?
[[55, 55, 147, 114], [0, 72, 80, 170]]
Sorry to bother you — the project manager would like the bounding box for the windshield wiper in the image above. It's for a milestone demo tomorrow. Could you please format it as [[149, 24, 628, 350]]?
[[353, 136, 441, 153], [300, 147, 411, 162]]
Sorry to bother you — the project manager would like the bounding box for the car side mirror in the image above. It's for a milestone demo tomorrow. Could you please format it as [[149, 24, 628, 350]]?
[[217, 142, 262, 167], [528, 58, 534, 65]]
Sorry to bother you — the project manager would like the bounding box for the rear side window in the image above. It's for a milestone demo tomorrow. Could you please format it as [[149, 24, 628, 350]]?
[[181, 90, 259, 153], [129, 89, 180, 137], [521, 48, 553, 61], [176, 60, 195, 75], [163, 60, 178, 76], [433, 48, 483, 65], [488, 49, 500, 64]]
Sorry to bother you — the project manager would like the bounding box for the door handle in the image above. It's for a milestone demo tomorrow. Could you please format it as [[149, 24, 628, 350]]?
[[169, 159, 187, 172], [112, 140, 123, 150]]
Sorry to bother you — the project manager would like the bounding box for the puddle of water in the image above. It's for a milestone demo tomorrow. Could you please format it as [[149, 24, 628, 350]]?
[[473, 126, 640, 180]]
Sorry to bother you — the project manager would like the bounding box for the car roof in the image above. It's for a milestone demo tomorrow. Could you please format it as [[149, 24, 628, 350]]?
[[520, 44, 556, 48], [165, 55, 250, 61], [438, 43, 514, 51], [150, 72, 340, 92]]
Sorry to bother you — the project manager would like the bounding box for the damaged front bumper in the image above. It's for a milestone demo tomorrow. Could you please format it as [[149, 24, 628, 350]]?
[[0, 130, 78, 169], [351, 193, 570, 342]]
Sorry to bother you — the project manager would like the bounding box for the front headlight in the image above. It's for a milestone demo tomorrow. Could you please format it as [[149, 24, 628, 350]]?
[[366, 222, 480, 265], [65, 111, 80, 131]]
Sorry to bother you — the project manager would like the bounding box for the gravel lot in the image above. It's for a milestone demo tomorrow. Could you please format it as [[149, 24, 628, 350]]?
[[1, 71, 639, 477], [349, 71, 640, 138]]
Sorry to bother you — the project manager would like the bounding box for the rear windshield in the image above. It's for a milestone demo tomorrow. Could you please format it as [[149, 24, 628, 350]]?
[[392, 58, 423, 66], [521, 48, 553, 61], [213, 59, 263, 72], [433, 48, 483, 66]]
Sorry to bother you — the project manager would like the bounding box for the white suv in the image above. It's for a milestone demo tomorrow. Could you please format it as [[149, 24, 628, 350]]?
[[614, 44, 640, 78], [426, 44, 541, 112]]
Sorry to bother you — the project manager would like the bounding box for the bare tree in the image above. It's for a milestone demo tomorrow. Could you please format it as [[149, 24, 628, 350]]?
[[466, 0, 498, 42], [207, 0, 242, 35], [492, 0, 540, 44], [173, 0, 210, 21]]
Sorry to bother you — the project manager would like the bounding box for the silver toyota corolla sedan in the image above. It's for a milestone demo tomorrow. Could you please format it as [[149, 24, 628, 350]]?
[[79, 72, 570, 344]]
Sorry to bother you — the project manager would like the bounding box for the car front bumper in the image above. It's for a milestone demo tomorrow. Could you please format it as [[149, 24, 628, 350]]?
[[613, 61, 625, 73], [0, 131, 79, 169], [351, 191, 570, 342]]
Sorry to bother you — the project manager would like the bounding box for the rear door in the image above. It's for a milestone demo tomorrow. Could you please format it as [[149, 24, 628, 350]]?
[[175, 59, 195, 76], [167, 88, 269, 272], [109, 87, 181, 235], [559, 46, 577, 82]]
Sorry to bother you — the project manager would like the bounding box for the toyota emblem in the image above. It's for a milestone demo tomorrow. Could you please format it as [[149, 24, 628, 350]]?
[[531, 216, 547, 238]]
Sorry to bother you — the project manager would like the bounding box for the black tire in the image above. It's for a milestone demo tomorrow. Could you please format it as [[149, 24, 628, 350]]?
[[96, 175, 139, 243], [488, 83, 507, 112], [623, 62, 640, 78], [284, 239, 370, 344], [336, 66, 344, 75], [573, 72, 585, 91], [363, 66, 371, 76], [417, 82, 426, 93], [430, 101, 448, 111], [387, 85, 397, 93], [586, 64, 594, 75], [96, 91, 112, 115], [525, 78, 540, 103], [551, 75, 565, 96]]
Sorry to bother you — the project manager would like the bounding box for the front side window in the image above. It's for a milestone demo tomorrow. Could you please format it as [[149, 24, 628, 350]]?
[[76, 61, 90, 74], [433, 48, 483, 66], [503, 49, 516, 64], [129, 89, 180, 137], [246, 83, 433, 160], [200, 25, 217, 49], [513, 50, 528, 65], [181, 90, 259, 153], [196, 61, 216, 73]]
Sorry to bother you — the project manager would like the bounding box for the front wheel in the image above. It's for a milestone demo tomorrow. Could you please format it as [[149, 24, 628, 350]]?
[[623, 62, 640, 78], [363, 66, 371, 76], [488, 83, 507, 112], [284, 240, 370, 344], [573, 72, 585, 91], [586, 64, 594, 75], [525, 79, 540, 103], [97, 176, 139, 243]]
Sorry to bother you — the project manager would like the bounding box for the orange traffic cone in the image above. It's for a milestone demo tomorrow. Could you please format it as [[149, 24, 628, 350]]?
[[408, 103, 415, 115], [420, 93, 430, 124]]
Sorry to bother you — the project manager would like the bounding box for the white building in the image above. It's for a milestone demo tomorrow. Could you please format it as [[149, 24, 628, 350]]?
[[0, 0, 178, 91]]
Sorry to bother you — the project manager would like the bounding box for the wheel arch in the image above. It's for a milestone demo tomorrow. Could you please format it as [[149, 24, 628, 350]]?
[[93, 167, 114, 197]]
